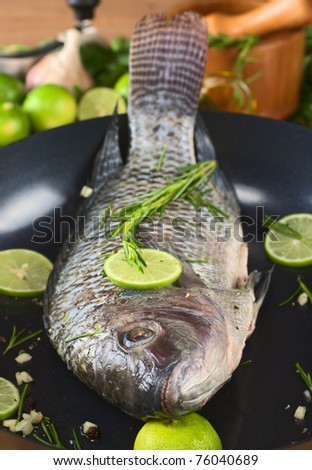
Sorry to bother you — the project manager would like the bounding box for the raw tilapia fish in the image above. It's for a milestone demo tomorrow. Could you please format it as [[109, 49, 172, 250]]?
[[44, 12, 270, 420]]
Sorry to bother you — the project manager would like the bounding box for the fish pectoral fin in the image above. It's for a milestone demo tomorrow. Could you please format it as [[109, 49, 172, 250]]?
[[247, 268, 272, 311]]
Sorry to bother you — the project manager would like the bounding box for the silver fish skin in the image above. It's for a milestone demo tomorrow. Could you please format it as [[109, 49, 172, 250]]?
[[44, 12, 270, 420]]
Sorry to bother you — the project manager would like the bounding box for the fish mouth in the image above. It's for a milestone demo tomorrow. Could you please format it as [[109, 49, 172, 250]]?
[[156, 353, 229, 418], [153, 317, 230, 419]]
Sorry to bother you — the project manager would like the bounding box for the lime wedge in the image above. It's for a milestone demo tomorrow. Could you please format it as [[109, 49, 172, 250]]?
[[264, 213, 312, 267], [0, 249, 53, 297], [104, 249, 182, 289], [0, 377, 20, 420], [78, 87, 127, 120]]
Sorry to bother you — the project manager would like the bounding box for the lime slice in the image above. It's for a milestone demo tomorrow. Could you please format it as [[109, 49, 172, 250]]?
[[264, 213, 312, 267], [78, 87, 127, 120], [104, 248, 182, 289], [0, 377, 20, 420], [0, 249, 53, 297]]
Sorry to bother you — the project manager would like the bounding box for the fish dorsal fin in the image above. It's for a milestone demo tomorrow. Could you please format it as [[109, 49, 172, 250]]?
[[195, 113, 241, 214], [90, 112, 123, 193], [129, 12, 208, 116], [195, 112, 217, 162]]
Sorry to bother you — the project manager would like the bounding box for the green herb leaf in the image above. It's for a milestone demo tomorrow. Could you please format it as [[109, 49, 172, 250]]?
[[208, 33, 260, 78], [16, 383, 29, 424], [156, 144, 168, 171], [33, 417, 65, 449], [296, 362, 312, 391], [2, 326, 43, 355], [184, 258, 211, 264], [65, 323, 104, 344], [72, 428, 82, 450], [297, 277, 312, 303], [263, 215, 302, 239], [263, 215, 312, 248], [279, 276, 312, 307]]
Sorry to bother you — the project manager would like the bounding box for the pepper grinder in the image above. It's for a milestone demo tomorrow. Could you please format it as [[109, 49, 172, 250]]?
[[67, 0, 101, 21], [66, 0, 105, 44]]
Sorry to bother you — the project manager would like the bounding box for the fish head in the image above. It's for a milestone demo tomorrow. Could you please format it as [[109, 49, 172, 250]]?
[[95, 288, 230, 419]]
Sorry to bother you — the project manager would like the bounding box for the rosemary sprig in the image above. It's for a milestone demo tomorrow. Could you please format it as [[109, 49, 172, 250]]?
[[298, 277, 312, 303], [208, 33, 260, 78], [72, 428, 83, 450], [296, 362, 312, 391], [33, 417, 65, 449], [65, 323, 104, 344], [105, 160, 225, 271], [263, 215, 312, 248], [16, 383, 29, 424], [279, 277, 312, 307], [2, 326, 43, 355]]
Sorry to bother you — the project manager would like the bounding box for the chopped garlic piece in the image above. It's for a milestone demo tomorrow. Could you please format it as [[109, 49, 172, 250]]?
[[3, 419, 17, 432], [15, 371, 34, 386], [15, 419, 33, 436], [80, 185, 93, 198], [82, 421, 98, 434], [304, 390, 311, 402], [298, 293, 308, 306], [3, 410, 42, 436], [294, 405, 307, 421], [15, 352, 32, 364], [28, 410, 43, 424]]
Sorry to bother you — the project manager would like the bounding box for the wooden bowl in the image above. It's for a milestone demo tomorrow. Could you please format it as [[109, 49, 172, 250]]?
[[169, 0, 305, 119]]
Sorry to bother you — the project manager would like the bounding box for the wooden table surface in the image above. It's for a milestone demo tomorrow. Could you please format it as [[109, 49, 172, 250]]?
[[0, 0, 210, 45]]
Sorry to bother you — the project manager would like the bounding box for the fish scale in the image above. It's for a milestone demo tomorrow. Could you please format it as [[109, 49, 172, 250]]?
[[44, 12, 270, 420]]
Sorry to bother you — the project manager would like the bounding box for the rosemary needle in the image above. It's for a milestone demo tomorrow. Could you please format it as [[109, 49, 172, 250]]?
[[279, 277, 312, 307], [296, 362, 312, 391], [156, 144, 168, 171], [33, 417, 65, 449], [2, 326, 43, 355], [263, 215, 312, 248], [72, 428, 83, 450], [65, 323, 104, 343]]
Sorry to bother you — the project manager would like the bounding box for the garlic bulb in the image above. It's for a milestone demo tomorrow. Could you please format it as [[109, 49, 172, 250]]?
[[26, 28, 93, 93]]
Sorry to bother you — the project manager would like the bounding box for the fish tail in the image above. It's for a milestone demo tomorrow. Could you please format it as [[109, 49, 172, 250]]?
[[129, 12, 208, 115]]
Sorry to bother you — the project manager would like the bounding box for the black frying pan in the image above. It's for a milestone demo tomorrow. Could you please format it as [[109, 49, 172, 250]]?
[[0, 111, 311, 450]]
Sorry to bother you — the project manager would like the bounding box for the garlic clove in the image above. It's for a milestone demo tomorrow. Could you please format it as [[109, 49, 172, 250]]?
[[15, 418, 34, 436], [15, 371, 34, 386], [26, 28, 93, 94], [15, 352, 32, 364]]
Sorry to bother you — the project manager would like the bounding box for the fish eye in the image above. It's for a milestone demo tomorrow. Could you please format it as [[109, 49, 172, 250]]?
[[122, 326, 156, 349]]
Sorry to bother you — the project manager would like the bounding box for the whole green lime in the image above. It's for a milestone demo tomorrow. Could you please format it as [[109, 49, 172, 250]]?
[[0, 102, 31, 146], [114, 72, 129, 101], [133, 413, 223, 450], [0, 72, 25, 104], [22, 84, 77, 132]]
